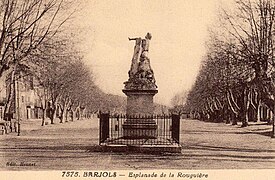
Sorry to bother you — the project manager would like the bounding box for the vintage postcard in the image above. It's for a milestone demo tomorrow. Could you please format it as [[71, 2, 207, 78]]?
[[0, 0, 274, 180]]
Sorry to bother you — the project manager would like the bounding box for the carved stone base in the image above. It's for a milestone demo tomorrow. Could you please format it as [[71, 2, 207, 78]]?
[[122, 89, 158, 115], [122, 89, 158, 139]]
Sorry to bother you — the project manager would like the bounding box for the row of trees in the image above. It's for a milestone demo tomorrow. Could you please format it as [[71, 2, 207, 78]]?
[[1, 0, 166, 127], [33, 38, 99, 125], [183, 0, 275, 127], [170, 90, 188, 114], [0, 0, 110, 126]]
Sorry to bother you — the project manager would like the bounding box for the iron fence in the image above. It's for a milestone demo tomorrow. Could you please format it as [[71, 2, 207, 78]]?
[[99, 113, 180, 146]]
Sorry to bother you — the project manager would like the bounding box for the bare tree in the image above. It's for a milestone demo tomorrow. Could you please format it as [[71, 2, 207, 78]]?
[[171, 90, 188, 114], [186, 0, 275, 128], [0, 0, 76, 120]]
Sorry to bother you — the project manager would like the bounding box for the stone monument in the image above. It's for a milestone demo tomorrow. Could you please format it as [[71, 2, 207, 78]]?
[[122, 33, 158, 139]]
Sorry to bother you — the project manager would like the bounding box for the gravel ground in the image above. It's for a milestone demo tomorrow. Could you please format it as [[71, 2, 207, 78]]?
[[0, 118, 274, 170]]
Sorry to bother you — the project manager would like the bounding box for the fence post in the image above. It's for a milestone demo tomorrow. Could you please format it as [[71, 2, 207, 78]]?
[[172, 114, 180, 143], [99, 113, 110, 144]]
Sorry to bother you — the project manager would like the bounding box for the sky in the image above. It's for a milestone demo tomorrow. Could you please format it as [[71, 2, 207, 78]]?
[[72, 0, 222, 106]]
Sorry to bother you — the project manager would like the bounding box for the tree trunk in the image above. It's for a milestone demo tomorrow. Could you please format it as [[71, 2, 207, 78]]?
[[232, 113, 238, 125], [41, 108, 46, 126], [225, 110, 231, 124], [226, 90, 239, 125], [76, 106, 80, 120], [50, 106, 56, 124], [4, 68, 16, 120], [241, 88, 249, 127], [257, 103, 261, 122], [65, 109, 68, 122], [71, 110, 75, 121], [61, 99, 70, 123], [59, 105, 64, 123]]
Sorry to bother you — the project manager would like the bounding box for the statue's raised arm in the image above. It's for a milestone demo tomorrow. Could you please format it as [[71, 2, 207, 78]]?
[[128, 37, 139, 41]]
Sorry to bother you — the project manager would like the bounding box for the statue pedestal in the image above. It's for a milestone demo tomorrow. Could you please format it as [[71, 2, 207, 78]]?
[[122, 89, 158, 139]]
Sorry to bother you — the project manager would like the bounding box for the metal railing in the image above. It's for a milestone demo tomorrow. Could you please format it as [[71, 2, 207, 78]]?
[[99, 113, 180, 146]]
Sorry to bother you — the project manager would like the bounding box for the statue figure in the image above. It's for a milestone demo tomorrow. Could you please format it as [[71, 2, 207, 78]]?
[[128, 37, 142, 78], [125, 33, 157, 90]]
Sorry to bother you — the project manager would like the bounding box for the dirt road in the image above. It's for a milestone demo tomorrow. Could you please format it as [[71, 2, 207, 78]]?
[[0, 118, 274, 170]]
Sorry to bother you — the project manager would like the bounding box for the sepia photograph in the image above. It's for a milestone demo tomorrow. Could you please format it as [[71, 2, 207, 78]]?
[[0, 0, 275, 179]]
